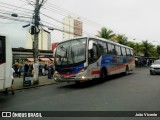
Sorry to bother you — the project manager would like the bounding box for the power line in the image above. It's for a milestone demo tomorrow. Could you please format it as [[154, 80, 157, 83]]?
[[43, 1, 146, 41], [0, 2, 34, 11], [40, 12, 95, 36], [0, 15, 31, 23]]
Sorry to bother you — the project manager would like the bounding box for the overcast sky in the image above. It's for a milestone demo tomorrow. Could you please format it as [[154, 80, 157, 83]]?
[[0, 0, 160, 47]]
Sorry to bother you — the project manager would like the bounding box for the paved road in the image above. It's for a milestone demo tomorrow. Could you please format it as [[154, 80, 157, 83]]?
[[0, 67, 160, 120]]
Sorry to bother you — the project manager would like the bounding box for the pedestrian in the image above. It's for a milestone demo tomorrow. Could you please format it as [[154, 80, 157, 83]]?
[[10, 67, 15, 95], [4, 67, 15, 95], [17, 65, 22, 78], [48, 65, 52, 79]]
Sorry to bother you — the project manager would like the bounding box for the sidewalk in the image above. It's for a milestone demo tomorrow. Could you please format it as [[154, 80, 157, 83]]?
[[12, 75, 57, 91]]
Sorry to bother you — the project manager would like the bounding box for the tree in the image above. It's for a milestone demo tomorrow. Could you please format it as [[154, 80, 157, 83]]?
[[156, 45, 160, 57], [133, 43, 143, 56], [115, 34, 128, 45], [97, 27, 116, 41], [141, 40, 155, 57]]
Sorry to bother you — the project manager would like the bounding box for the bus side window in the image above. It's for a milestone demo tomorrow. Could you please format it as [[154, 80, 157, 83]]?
[[115, 45, 122, 56], [112, 44, 116, 55], [130, 49, 134, 56], [121, 47, 126, 56], [107, 43, 112, 54], [126, 48, 131, 56], [88, 40, 98, 63], [93, 43, 98, 59], [98, 41, 106, 55]]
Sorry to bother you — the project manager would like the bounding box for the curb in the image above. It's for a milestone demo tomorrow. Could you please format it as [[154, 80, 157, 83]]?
[[16, 82, 58, 91], [0, 82, 58, 93]]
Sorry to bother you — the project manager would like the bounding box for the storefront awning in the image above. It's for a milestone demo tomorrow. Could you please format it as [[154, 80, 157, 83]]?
[[39, 58, 50, 61], [26, 58, 34, 62]]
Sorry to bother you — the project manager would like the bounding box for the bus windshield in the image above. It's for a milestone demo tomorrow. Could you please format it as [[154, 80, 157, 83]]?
[[55, 38, 86, 65]]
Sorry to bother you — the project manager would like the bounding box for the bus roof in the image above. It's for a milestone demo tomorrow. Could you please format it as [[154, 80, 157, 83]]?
[[60, 36, 133, 50]]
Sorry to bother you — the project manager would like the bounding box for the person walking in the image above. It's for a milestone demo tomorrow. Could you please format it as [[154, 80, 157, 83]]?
[[4, 67, 15, 95], [10, 67, 15, 95]]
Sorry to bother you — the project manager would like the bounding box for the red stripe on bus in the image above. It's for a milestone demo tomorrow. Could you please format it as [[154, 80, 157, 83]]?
[[91, 70, 101, 74], [60, 74, 72, 77], [108, 58, 135, 73]]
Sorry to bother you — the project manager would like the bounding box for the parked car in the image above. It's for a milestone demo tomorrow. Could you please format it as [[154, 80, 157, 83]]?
[[150, 60, 160, 75]]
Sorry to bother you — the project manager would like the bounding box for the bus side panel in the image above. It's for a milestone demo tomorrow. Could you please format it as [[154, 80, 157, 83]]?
[[0, 64, 5, 89], [87, 57, 102, 79], [4, 38, 12, 89]]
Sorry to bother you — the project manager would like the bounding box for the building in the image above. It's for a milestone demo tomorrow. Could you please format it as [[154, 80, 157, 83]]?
[[62, 16, 83, 40], [25, 28, 51, 50]]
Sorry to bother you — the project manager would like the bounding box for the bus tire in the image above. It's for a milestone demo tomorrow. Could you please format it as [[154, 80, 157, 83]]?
[[100, 68, 107, 81], [124, 66, 129, 75]]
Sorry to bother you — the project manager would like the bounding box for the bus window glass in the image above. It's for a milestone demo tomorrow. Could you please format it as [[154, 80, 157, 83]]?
[[121, 47, 126, 56], [126, 48, 131, 56], [88, 40, 98, 63], [107, 43, 112, 54], [115, 46, 122, 55], [130, 49, 134, 56], [111, 44, 116, 55], [93, 43, 98, 59], [55, 38, 86, 65], [98, 41, 107, 55]]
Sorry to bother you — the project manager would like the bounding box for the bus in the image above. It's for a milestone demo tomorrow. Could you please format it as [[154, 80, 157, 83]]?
[[53, 37, 135, 83], [0, 36, 12, 91]]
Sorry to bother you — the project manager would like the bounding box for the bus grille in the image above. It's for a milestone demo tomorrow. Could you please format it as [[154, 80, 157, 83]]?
[[61, 68, 76, 74]]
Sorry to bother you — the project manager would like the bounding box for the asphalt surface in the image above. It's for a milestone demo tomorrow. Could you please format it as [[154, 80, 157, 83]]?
[[0, 67, 160, 120]]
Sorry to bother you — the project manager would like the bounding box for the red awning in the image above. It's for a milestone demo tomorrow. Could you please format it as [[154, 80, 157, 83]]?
[[39, 58, 50, 61], [27, 58, 34, 62]]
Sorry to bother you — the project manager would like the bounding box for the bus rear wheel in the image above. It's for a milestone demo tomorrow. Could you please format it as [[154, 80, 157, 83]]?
[[124, 66, 129, 75]]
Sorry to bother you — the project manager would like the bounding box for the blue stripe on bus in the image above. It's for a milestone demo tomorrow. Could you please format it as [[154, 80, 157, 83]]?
[[56, 64, 84, 74]]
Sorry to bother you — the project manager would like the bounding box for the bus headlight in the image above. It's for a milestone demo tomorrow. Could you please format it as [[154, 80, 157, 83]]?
[[82, 76, 85, 79]]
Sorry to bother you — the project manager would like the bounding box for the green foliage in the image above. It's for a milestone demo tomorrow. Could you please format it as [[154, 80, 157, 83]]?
[[97, 27, 116, 41], [115, 34, 128, 45], [156, 45, 160, 57], [141, 40, 155, 57], [97, 27, 159, 58]]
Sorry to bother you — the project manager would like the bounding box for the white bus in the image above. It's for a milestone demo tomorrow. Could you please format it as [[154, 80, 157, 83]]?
[[54, 37, 135, 83], [0, 36, 12, 91]]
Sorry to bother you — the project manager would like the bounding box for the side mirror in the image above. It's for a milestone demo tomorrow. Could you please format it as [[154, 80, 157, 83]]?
[[89, 41, 93, 50]]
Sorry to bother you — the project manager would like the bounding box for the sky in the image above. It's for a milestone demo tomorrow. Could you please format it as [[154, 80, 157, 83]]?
[[0, 0, 160, 47]]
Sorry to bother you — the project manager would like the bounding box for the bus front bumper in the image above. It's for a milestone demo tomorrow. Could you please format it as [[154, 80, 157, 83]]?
[[54, 74, 89, 82]]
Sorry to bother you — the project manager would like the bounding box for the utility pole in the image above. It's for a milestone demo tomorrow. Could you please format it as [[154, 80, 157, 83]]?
[[33, 0, 44, 85]]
